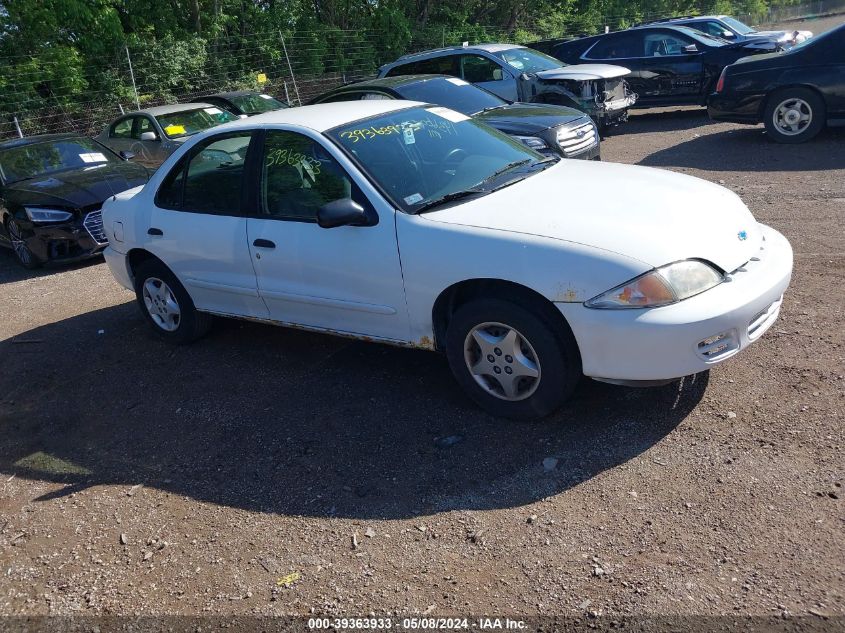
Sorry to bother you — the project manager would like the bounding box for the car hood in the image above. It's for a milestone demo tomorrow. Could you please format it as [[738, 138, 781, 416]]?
[[475, 103, 586, 134], [5, 162, 150, 210], [421, 160, 762, 273], [536, 64, 630, 81], [750, 29, 812, 40]]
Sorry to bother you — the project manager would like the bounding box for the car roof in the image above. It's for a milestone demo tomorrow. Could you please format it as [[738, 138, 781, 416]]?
[[0, 133, 84, 150], [330, 74, 452, 91], [393, 43, 523, 62], [197, 90, 266, 100], [213, 100, 426, 133], [131, 103, 216, 116]]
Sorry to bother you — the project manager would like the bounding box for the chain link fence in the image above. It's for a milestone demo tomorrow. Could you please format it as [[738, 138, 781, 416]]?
[[2, 0, 843, 141]]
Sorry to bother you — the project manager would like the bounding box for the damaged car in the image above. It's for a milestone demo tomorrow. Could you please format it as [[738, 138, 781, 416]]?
[[0, 134, 149, 269], [553, 25, 781, 108], [640, 15, 812, 48], [378, 44, 637, 131]]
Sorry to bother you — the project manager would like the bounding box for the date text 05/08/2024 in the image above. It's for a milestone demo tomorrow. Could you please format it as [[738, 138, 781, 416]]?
[[307, 617, 527, 630]]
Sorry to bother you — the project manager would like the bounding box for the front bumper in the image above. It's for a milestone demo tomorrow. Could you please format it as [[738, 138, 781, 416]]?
[[24, 210, 108, 264], [104, 246, 135, 291], [557, 223, 792, 381], [708, 93, 765, 124]]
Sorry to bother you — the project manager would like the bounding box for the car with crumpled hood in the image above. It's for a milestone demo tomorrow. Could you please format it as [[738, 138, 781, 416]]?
[[377, 43, 636, 131]]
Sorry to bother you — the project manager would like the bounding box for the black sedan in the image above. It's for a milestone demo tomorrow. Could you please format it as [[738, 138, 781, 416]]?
[[0, 134, 149, 268], [310, 75, 600, 160], [552, 25, 778, 107], [191, 91, 289, 118], [709, 22, 845, 143]]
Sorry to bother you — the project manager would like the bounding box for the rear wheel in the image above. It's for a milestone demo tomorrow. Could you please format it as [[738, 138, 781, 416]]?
[[6, 218, 41, 269], [445, 298, 581, 420], [134, 259, 212, 343], [764, 87, 825, 144]]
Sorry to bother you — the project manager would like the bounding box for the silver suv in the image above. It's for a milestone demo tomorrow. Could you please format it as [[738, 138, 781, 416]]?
[[378, 43, 637, 131]]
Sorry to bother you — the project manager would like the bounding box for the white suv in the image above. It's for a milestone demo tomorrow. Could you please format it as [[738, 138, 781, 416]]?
[[102, 101, 792, 419]]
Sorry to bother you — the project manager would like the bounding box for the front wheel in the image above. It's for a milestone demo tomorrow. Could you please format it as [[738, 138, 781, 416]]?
[[764, 88, 825, 144], [6, 218, 41, 269], [445, 299, 581, 420], [133, 259, 212, 344]]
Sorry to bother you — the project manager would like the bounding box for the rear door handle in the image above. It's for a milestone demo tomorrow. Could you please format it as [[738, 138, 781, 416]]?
[[253, 239, 275, 249], [147, 227, 163, 236]]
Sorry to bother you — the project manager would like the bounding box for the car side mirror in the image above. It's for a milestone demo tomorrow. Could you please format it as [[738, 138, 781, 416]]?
[[119, 150, 135, 161], [139, 131, 158, 141], [682, 44, 699, 53], [317, 198, 368, 229], [722, 30, 735, 38], [238, 114, 249, 119], [492, 68, 504, 81]]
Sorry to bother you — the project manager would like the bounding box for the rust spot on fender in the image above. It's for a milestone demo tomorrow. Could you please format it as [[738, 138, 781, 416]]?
[[553, 284, 582, 302], [414, 335, 435, 350]]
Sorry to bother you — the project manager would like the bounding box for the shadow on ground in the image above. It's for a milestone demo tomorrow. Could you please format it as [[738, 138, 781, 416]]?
[[0, 248, 104, 285], [634, 114, 845, 172], [0, 304, 707, 519]]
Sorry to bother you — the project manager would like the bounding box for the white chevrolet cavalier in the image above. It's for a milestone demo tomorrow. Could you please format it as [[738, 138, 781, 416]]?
[[102, 101, 792, 419]]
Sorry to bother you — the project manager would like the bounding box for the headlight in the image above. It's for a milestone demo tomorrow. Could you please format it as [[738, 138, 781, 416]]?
[[585, 260, 723, 309], [512, 135, 548, 150], [24, 206, 73, 223]]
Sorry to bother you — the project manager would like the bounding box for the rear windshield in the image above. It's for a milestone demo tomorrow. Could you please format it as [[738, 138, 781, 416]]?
[[396, 78, 506, 115], [155, 107, 238, 139], [230, 93, 288, 115], [0, 138, 118, 184]]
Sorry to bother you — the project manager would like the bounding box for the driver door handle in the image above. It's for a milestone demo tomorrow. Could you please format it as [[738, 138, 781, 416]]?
[[147, 227, 163, 236], [253, 238, 275, 249]]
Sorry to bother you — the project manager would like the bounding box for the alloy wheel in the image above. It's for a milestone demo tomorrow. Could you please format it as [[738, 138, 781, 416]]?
[[7, 219, 34, 267], [463, 321, 541, 401], [772, 97, 812, 136], [142, 277, 181, 332]]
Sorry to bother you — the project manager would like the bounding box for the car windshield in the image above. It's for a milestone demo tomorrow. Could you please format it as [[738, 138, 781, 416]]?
[[327, 105, 551, 213], [0, 138, 119, 185], [230, 93, 288, 115], [155, 107, 238, 139], [395, 77, 507, 115], [678, 27, 730, 46], [721, 16, 755, 35], [492, 47, 566, 72]]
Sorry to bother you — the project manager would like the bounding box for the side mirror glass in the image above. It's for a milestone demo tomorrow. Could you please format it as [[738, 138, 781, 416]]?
[[139, 131, 158, 141], [317, 198, 368, 229], [492, 68, 504, 81], [682, 44, 699, 53], [723, 30, 735, 38], [238, 114, 249, 119], [119, 150, 135, 161]]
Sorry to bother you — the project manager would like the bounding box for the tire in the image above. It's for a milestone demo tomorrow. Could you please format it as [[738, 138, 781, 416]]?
[[133, 259, 212, 344], [763, 87, 825, 144], [6, 218, 42, 270], [445, 298, 581, 420]]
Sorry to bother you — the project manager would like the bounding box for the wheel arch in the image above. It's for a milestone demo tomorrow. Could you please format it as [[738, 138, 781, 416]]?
[[760, 83, 827, 119], [431, 278, 580, 361], [126, 248, 165, 283]]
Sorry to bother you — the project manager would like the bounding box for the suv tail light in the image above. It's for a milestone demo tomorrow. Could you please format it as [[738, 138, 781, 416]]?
[[715, 68, 727, 93]]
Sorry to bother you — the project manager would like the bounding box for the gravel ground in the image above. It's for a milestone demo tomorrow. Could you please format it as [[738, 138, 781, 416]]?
[[0, 15, 843, 626]]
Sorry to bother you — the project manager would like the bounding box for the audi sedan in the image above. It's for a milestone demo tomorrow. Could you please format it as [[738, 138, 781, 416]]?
[[310, 75, 600, 159], [100, 101, 792, 419], [0, 134, 149, 268]]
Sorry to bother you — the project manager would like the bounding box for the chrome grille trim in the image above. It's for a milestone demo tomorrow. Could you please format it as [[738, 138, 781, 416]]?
[[83, 210, 108, 245], [556, 120, 598, 156]]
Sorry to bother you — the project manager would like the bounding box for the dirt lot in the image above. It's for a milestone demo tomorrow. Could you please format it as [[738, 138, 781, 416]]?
[[1, 15, 843, 626]]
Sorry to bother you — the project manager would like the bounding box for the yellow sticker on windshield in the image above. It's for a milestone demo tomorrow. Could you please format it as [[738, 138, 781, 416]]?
[[164, 124, 186, 136]]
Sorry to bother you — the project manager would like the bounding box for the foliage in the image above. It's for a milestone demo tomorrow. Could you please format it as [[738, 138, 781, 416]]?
[[0, 0, 811, 136]]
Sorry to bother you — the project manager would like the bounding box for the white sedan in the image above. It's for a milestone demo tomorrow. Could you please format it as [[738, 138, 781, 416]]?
[[101, 100, 792, 419]]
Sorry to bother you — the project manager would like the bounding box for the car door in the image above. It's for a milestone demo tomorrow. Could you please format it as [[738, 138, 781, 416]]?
[[246, 128, 411, 343], [148, 130, 268, 319], [103, 116, 135, 154], [129, 115, 167, 167], [459, 54, 518, 101]]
